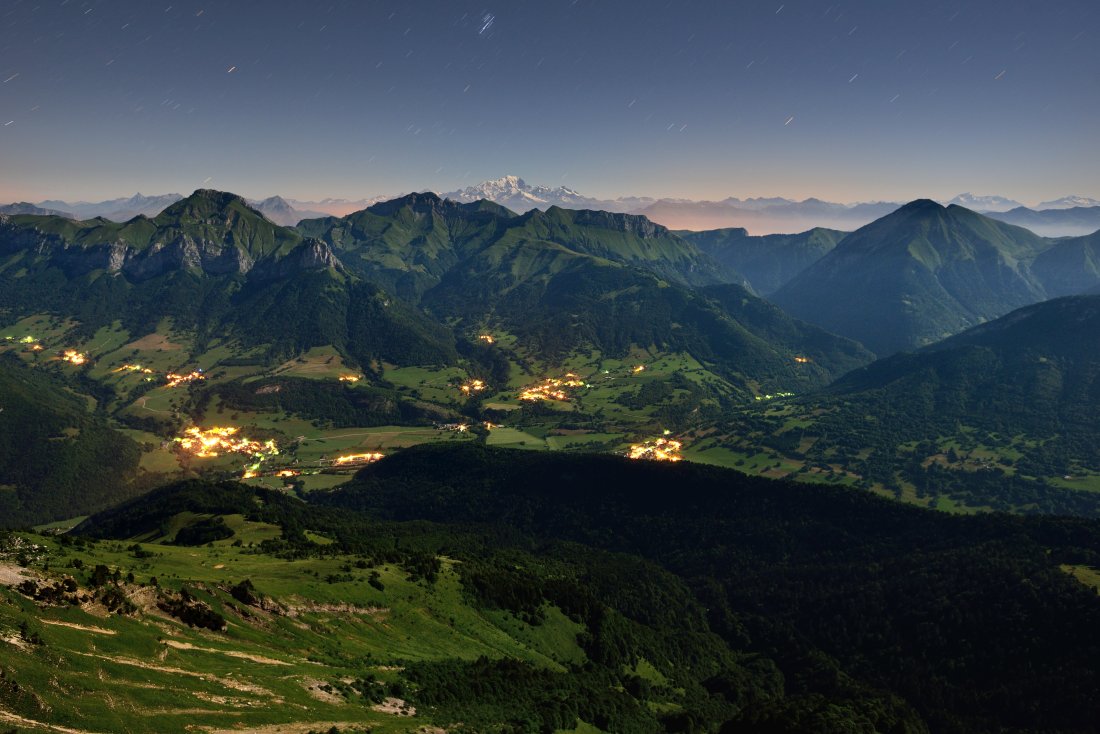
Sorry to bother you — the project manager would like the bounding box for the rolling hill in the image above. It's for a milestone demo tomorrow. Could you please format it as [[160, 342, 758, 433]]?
[[830, 294, 1100, 433], [704, 295, 1100, 516]]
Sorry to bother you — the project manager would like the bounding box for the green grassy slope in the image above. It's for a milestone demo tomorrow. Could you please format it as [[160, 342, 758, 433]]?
[[771, 200, 1051, 355]]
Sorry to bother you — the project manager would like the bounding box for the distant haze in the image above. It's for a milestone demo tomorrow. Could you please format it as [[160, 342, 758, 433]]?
[[0, 1, 1096, 204]]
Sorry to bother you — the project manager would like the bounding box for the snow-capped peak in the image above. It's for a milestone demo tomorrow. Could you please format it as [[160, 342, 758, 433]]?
[[441, 175, 600, 212], [944, 193, 1025, 212], [1036, 195, 1100, 210]]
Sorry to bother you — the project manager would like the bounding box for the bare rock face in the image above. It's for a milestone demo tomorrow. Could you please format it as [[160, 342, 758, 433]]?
[[251, 239, 345, 280], [297, 239, 342, 270], [134, 236, 262, 278], [571, 209, 667, 239]]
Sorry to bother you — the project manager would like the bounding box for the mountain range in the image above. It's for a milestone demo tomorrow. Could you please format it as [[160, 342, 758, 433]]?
[[3, 186, 1100, 522], [37, 192, 185, 221], [0, 202, 74, 217], [0, 188, 871, 390], [4, 184, 1100, 732], [984, 205, 1100, 237], [295, 191, 869, 387], [12, 177, 1100, 236]]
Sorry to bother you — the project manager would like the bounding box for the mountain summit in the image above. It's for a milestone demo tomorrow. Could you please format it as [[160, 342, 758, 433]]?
[[771, 200, 1050, 355], [442, 175, 597, 212]]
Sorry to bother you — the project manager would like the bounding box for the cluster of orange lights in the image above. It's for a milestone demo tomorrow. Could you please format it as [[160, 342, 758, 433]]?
[[478, 334, 495, 344], [632, 365, 646, 373], [4, 336, 44, 351], [339, 374, 361, 383], [460, 378, 487, 395], [61, 349, 88, 366], [518, 373, 587, 402], [165, 370, 206, 388], [173, 426, 278, 459], [793, 356, 811, 364], [114, 363, 155, 374], [628, 437, 684, 462], [333, 452, 385, 466]]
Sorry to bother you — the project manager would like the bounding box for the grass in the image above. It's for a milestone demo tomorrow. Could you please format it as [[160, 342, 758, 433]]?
[[271, 345, 355, 381], [486, 426, 548, 449], [1061, 564, 1100, 593], [0, 525, 598, 734]]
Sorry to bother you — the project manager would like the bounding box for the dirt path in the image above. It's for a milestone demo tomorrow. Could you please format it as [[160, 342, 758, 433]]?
[[162, 639, 291, 665], [40, 619, 117, 635], [204, 722, 368, 734], [0, 708, 107, 734], [137, 397, 171, 414], [70, 650, 279, 697]]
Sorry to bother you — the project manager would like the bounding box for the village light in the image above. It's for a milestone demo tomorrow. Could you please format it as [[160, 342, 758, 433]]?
[[628, 437, 685, 462], [61, 349, 87, 365], [333, 452, 385, 466], [165, 370, 206, 388]]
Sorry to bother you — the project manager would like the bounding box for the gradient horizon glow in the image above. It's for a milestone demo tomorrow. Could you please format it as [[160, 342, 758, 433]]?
[[0, 0, 1096, 205]]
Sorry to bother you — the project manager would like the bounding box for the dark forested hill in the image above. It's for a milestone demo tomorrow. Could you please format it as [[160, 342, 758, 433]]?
[[306, 443, 1100, 733], [708, 295, 1100, 516], [0, 354, 143, 526], [829, 294, 1100, 442]]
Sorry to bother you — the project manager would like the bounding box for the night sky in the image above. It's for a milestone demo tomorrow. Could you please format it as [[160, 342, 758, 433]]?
[[0, 0, 1097, 204]]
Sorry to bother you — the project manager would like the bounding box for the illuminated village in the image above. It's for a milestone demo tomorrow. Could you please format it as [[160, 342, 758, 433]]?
[[478, 334, 495, 344], [338, 374, 361, 382], [755, 391, 795, 401], [333, 452, 385, 466], [628, 437, 685, 462], [518, 373, 587, 402], [173, 426, 279, 460], [460, 378, 487, 395], [165, 370, 206, 388], [61, 349, 87, 365], [114, 363, 155, 374]]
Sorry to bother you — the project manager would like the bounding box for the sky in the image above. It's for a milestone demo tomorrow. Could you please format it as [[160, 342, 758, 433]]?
[[0, 0, 1097, 205]]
